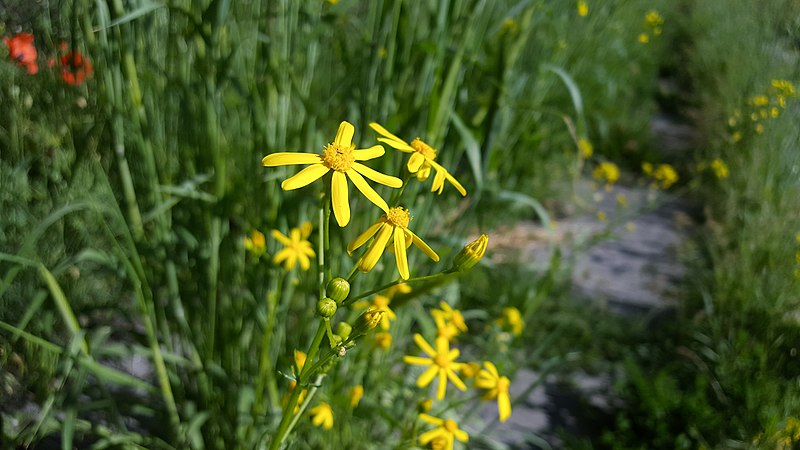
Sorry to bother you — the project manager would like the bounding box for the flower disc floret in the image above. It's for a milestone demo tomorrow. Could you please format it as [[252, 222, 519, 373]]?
[[410, 138, 438, 160], [386, 207, 411, 228], [322, 142, 356, 172]]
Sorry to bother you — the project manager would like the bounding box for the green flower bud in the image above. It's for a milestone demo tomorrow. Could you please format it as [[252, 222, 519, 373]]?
[[326, 277, 350, 303], [336, 322, 352, 341], [452, 234, 488, 271], [316, 297, 337, 318], [351, 307, 385, 337]]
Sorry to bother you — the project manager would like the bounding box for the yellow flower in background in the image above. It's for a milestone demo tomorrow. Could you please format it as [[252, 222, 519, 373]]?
[[616, 193, 628, 208], [771, 79, 796, 97], [497, 306, 524, 336], [710, 158, 729, 179], [403, 334, 466, 400], [795, 232, 800, 244], [374, 331, 393, 350], [597, 211, 607, 222], [432, 301, 468, 339], [348, 207, 440, 280], [751, 95, 769, 107], [354, 295, 396, 330], [262, 121, 402, 227], [350, 385, 364, 408], [755, 123, 765, 134], [732, 131, 743, 142], [638, 33, 649, 44], [460, 361, 482, 379], [578, 138, 593, 158], [385, 282, 411, 298], [577, 1, 588, 17], [475, 361, 512, 422], [645, 10, 663, 29], [310, 402, 334, 430], [651, 163, 679, 189], [642, 162, 653, 175], [293, 349, 308, 375], [244, 229, 266, 257], [770, 107, 780, 118], [418, 414, 469, 450], [593, 162, 620, 185], [369, 123, 467, 196], [272, 223, 316, 271]]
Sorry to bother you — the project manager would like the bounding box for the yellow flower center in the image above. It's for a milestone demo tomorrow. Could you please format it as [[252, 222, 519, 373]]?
[[434, 353, 450, 368], [443, 419, 458, 433], [322, 142, 355, 172], [497, 376, 510, 392], [385, 207, 411, 228], [410, 138, 437, 160]]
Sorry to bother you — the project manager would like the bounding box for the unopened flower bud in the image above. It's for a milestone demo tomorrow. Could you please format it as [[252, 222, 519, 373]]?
[[316, 297, 337, 318], [326, 277, 350, 303], [352, 307, 385, 336], [417, 398, 433, 413], [452, 234, 488, 271], [336, 322, 352, 341]]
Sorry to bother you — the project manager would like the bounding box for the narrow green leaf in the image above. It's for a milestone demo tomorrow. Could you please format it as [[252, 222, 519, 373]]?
[[97, 1, 164, 30], [497, 189, 551, 228], [451, 111, 484, 190], [38, 264, 89, 355], [542, 64, 584, 120]]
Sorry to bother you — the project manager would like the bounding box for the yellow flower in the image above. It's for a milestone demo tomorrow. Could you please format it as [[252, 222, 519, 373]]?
[[497, 307, 524, 336], [272, 224, 316, 271], [732, 131, 743, 142], [348, 207, 439, 280], [771, 79, 796, 97], [350, 385, 364, 408], [597, 211, 607, 222], [751, 95, 769, 107], [593, 162, 620, 185], [577, 1, 588, 17], [578, 138, 593, 158], [385, 282, 411, 298], [755, 123, 765, 134], [418, 414, 469, 450], [641, 162, 653, 175], [795, 232, 800, 244], [475, 361, 512, 422], [649, 163, 679, 189], [460, 361, 482, 379], [638, 33, 649, 44], [310, 402, 334, 430], [710, 158, 729, 179], [770, 107, 780, 119], [244, 229, 266, 256], [374, 331, 392, 350], [432, 302, 468, 339], [262, 121, 403, 227], [293, 349, 308, 375], [645, 10, 663, 28], [616, 193, 628, 208], [403, 334, 466, 400], [354, 295, 396, 330], [369, 123, 467, 196]]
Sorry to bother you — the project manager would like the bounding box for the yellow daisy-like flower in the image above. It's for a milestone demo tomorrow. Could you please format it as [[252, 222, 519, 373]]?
[[593, 161, 620, 185], [262, 121, 402, 227], [497, 306, 524, 336], [354, 295, 396, 330], [432, 302, 468, 340], [348, 207, 439, 280], [244, 229, 266, 257], [651, 163, 679, 189], [644, 10, 663, 28], [350, 385, 364, 408], [418, 414, 469, 450], [638, 33, 649, 44], [577, 1, 588, 17], [403, 334, 466, 400], [310, 402, 334, 430], [475, 361, 512, 422], [710, 158, 729, 179], [271, 224, 316, 271], [369, 123, 467, 196]]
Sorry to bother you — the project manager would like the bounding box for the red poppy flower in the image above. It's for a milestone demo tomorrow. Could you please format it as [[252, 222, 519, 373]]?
[[3, 33, 38, 75], [59, 50, 93, 85]]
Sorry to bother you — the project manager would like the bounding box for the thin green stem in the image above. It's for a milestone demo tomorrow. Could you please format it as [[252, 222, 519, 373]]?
[[342, 270, 455, 307], [255, 271, 283, 414], [389, 172, 413, 207], [283, 374, 326, 439]]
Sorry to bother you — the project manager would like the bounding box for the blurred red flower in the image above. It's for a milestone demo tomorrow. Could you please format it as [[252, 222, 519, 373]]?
[[3, 32, 38, 74], [59, 50, 93, 85]]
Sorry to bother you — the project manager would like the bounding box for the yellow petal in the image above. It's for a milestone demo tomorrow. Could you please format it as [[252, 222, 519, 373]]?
[[407, 152, 425, 173], [447, 368, 467, 391], [369, 122, 408, 145], [348, 220, 384, 254], [431, 167, 446, 195], [281, 164, 330, 190], [448, 348, 460, 360], [347, 169, 390, 212], [262, 152, 321, 166], [299, 253, 311, 271], [445, 171, 467, 196], [403, 356, 433, 365], [273, 248, 291, 265], [417, 365, 439, 388], [271, 230, 292, 246], [418, 413, 443, 426], [352, 162, 403, 188], [498, 391, 512, 422], [483, 361, 499, 378], [408, 230, 440, 262], [377, 137, 415, 152], [419, 428, 445, 445], [359, 224, 392, 272], [413, 333, 437, 357], [393, 227, 410, 280], [454, 428, 469, 442], [353, 145, 385, 161], [334, 121, 355, 147], [436, 371, 447, 399], [331, 171, 350, 227]]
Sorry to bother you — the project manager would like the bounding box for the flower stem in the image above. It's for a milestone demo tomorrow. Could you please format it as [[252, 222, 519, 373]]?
[[343, 270, 455, 306]]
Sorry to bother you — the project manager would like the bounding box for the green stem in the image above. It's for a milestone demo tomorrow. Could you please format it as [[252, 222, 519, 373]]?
[[342, 270, 455, 307], [255, 272, 283, 414], [283, 374, 326, 440], [389, 172, 413, 206]]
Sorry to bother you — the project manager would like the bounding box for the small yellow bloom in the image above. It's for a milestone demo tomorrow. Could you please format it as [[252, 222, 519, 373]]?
[[460, 361, 482, 379], [355, 295, 396, 330], [310, 402, 334, 430], [616, 193, 628, 208], [577, 1, 588, 17], [501, 18, 519, 34], [370, 123, 467, 196], [403, 334, 466, 400], [770, 107, 780, 119], [593, 162, 620, 185], [751, 95, 769, 107], [417, 398, 433, 413], [710, 158, 729, 179], [732, 131, 743, 142], [795, 232, 800, 244], [348, 207, 439, 280], [432, 301, 468, 340], [645, 10, 664, 28], [244, 229, 266, 257], [272, 224, 316, 271], [597, 211, 607, 222], [293, 350, 308, 375], [641, 162, 653, 175], [625, 222, 636, 233], [350, 385, 364, 408], [649, 163, 679, 189], [578, 138, 593, 158], [755, 123, 765, 134], [374, 331, 392, 350], [385, 282, 411, 298], [475, 361, 512, 422], [497, 307, 524, 336], [418, 414, 469, 450], [262, 121, 403, 227], [638, 33, 649, 44], [771, 79, 796, 97]]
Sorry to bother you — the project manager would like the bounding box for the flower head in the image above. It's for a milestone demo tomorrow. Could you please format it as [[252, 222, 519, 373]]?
[[475, 361, 512, 422], [418, 414, 469, 450], [432, 302, 468, 340], [4, 33, 38, 74], [354, 295, 396, 330], [710, 158, 729, 179], [645, 10, 663, 28], [272, 223, 315, 271], [350, 385, 364, 408], [262, 121, 402, 227], [369, 123, 466, 196], [244, 229, 267, 257], [578, 138, 593, 158], [452, 234, 488, 271], [638, 33, 650, 44], [771, 79, 796, 97], [58, 50, 93, 85], [403, 334, 466, 400], [577, 1, 588, 17], [650, 163, 679, 189], [310, 402, 334, 430], [374, 331, 392, 350], [348, 207, 439, 280], [496, 306, 524, 336], [593, 162, 620, 186]]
